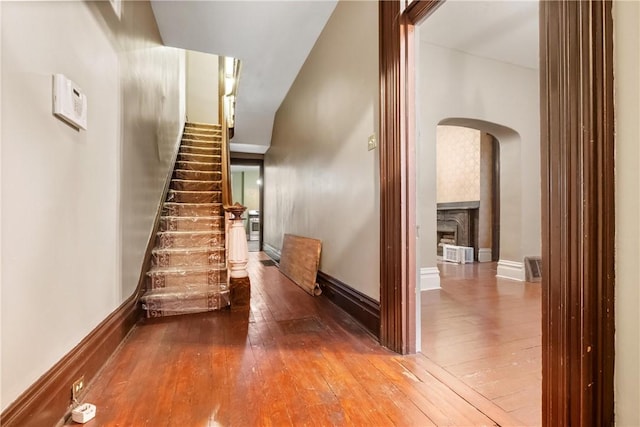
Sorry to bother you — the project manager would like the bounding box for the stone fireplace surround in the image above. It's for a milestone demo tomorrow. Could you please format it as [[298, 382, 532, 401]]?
[[437, 201, 479, 258]]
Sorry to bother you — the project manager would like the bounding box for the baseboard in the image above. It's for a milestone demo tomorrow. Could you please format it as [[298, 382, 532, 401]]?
[[496, 259, 525, 281], [0, 296, 139, 427], [0, 124, 185, 427], [263, 242, 281, 263], [316, 271, 381, 338], [420, 267, 441, 291], [477, 248, 492, 263]]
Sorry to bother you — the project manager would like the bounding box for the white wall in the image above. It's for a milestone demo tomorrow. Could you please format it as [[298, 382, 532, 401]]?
[[186, 50, 218, 124], [417, 41, 540, 273], [264, 0, 380, 299], [1, 0, 185, 410], [613, 2, 640, 425]]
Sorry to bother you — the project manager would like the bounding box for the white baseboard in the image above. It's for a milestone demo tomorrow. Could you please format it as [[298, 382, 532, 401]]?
[[420, 267, 441, 291], [478, 248, 492, 263], [496, 260, 525, 281]]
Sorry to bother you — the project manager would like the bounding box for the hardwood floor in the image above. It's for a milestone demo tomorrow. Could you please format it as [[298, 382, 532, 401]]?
[[421, 261, 541, 426], [71, 253, 523, 426]]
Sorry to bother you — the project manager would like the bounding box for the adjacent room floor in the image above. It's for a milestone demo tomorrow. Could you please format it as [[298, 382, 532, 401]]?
[[421, 261, 542, 426], [74, 253, 528, 426]]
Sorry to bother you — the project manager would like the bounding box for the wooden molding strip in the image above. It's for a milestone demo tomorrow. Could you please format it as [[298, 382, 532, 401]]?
[[263, 245, 381, 338], [0, 295, 139, 427], [540, 1, 615, 425], [316, 271, 381, 339], [0, 125, 185, 427]]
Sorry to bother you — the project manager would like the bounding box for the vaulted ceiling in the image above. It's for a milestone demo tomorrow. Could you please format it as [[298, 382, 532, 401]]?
[[151, 1, 538, 154], [150, 0, 338, 154]]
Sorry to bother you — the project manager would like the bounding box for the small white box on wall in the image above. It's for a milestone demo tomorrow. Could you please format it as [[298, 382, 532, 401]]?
[[53, 74, 87, 130]]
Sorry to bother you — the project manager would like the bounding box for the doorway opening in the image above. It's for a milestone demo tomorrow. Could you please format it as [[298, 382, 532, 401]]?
[[230, 162, 263, 252], [414, 2, 541, 424], [435, 124, 500, 263]]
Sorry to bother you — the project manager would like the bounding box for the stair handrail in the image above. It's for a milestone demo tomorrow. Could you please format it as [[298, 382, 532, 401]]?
[[219, 56, 249, 286], [219, 57, 232, 208], [219, 55, 242, 208]]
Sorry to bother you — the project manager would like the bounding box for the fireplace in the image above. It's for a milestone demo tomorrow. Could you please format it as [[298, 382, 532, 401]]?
[[437, 201, 479, 257]]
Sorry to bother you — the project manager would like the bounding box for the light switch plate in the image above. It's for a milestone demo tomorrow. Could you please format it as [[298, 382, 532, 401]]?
[[368, 134, 377, 151]]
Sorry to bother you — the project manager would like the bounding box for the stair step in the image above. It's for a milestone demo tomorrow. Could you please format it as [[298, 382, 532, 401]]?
[[175, 160, 222, 172], [170, 179, 221, 192], [159, 216, 224, 232], [180, 145, 222, 156], [178, 153, 222, 163], [162, 202, 223, 217], [147, 266, 227, 290], [184, 122, 221, 130], [183, 128, 221, 135], [156, 230, 225, 249], [173, 169, 221, 182], [141, 287, 230, 318], [151, 246, 225, 268], [181, 139, 222, 149], [182, 132, 221, 141], [166, 189, 222, 204]]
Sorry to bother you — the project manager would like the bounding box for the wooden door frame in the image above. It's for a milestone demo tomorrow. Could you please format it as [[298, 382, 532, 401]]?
[[378, 0, 615, 425]]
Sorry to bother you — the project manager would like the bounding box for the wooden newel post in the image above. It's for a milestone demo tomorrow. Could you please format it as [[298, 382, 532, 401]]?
[[225, 203, 251, 310]]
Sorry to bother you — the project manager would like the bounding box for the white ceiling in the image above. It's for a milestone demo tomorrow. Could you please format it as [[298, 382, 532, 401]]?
[[151, 1, 538, 154], [150, 0, 338, 154], [419, 0, 539, 70]]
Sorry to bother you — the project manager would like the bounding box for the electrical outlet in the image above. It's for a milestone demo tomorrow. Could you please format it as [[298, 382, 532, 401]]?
[[72, 376, 85, 402], [368, 133, 377, 151]]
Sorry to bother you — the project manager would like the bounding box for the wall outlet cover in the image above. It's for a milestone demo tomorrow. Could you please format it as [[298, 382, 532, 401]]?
[[368, 134, 377, 151]]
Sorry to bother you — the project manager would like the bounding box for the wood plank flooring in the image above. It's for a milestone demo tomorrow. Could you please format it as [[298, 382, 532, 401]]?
[[421, 262, 541, 426], [72, 253, 521, 426]]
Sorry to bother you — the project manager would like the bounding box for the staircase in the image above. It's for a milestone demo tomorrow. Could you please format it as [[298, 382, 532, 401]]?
[[140, 122, 230, 317]]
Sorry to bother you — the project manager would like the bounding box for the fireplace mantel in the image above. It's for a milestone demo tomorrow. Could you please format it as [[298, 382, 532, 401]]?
[[436, 201, 479, 259], [437, 201, 480, 211]]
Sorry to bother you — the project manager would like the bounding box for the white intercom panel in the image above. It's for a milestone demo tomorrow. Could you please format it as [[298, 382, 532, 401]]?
[[53, 74, 87, 130]]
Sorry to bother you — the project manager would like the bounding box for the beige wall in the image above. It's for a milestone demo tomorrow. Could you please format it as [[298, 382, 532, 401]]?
[[264, 0, 380, 299], [186, 50, 218, 124], [243, 170, 260, 212], [614, 1, 640, 424], [436, 126, 481, 203], [417, 41, 540, 270], [1, 1, 185, 410]]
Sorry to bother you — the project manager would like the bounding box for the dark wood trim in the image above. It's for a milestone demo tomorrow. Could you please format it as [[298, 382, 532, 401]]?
[[263, 246, 381, 338], [230, 152, 265, 161], [491, 137, 500, 261], [230, 158, 265, 251], [379, 0, 408, 354], [385, 0, 616, 423], [404, 0, 444, 26], [316, 271, 381, 339], [540, 1, 615, 425], [0, 125, 185, 427], [0, 295, 139, 427], [379, 0, 442, 354]]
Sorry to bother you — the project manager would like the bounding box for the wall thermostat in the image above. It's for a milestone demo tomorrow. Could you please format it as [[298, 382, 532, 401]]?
[[53, 74, 87, 130]]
